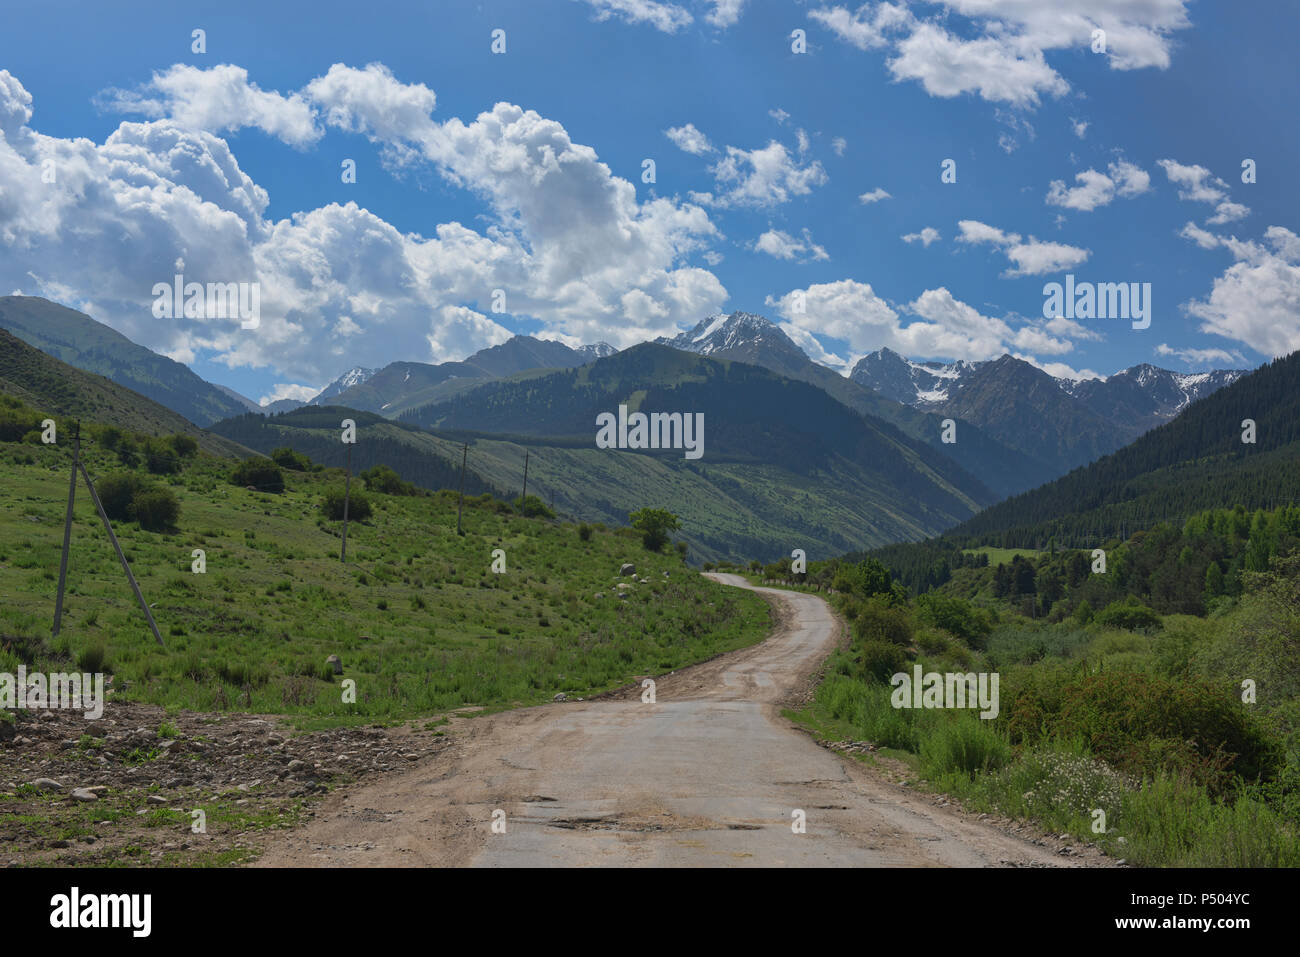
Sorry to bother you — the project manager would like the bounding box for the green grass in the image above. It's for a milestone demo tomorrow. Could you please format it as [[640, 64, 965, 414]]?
[[962, 546, 1045, 565], [0, 439, 770, 726]]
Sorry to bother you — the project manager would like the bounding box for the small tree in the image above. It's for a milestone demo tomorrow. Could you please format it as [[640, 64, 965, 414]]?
[[628, 508, 680, 552], [1204, 561, 1225, 599]]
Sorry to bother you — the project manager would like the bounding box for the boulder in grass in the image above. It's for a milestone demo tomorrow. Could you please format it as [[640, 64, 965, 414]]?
[[326, 654, 343, 675], [619, 563, 635, 576]]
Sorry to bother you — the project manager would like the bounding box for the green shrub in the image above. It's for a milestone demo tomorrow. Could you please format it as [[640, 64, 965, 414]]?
[[92, 424, 124, 451], [852, 598, 914, 647], [321, 487, 372, 521], [514, 495, 555, 518], [1096, 599, 1163, 632], [1051, 671, 1279, 787], [132, 487, 181, 532], [0, 409, 41, 442], [361, 463, 416, 495], [270, 446, 312, 471], [143, 439, 181, 475], [230, 458, 285, 493], [116, 442, 140, 469], [832, 557, 893, 599], [577, 522, 592, 541], [94, 472, 144, 521], [916, 593, 993, 649], [167, 433, 199, 458], [1073, 599, 1094, 625], [855, 639, 907, 683]]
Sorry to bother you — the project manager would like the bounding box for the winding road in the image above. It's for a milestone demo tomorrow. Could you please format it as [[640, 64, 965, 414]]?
[[254, 574, 1102, 867]]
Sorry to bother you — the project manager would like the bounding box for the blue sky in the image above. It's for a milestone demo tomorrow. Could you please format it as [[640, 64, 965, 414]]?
[[1, 0, 1296, 404]]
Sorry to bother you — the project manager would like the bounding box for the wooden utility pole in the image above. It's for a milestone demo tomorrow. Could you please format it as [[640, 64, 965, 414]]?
[[520, 450, 530, 506], [456, 442, 468, 535], [51, 421, 79, 638], [341, 442, 352, 562], [78, 459, 164, 647]]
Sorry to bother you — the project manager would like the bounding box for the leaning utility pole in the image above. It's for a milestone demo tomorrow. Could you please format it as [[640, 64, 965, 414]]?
[[77, 458, 165, 647], [455, 442, 468, 535], [520, 450, 530, 506], [51, 421, 80, 638]]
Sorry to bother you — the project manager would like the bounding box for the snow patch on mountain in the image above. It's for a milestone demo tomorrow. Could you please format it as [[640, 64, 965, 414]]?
[[576, 341, 618, 360]]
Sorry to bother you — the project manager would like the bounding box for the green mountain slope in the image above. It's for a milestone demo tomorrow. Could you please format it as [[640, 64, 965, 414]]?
[[210, 406, 502, 498], [0, 296, 251, 426], [0, 328, 251, 458], [388, 344, 997, 560]]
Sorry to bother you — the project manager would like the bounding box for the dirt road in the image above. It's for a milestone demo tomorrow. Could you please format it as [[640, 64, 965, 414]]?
[[254, 574, 1106, 867]]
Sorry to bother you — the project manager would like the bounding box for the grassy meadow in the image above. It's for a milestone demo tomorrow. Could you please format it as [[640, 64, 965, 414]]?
[[0, 432, 771, 728]]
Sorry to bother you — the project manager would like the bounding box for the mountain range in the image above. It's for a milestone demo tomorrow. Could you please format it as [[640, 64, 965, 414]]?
[[851, 346, 1245, 474], [942, 348, 1300, 549], [306, 336, 617, 417], [852, 346, 1243, 447], [0, 295, 1260, 560], [0, 296, 619, 422], [393, 342, 999, 559]]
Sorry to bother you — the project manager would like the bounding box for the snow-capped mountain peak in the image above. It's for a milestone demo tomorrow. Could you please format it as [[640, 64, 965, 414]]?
[[849, 347, 986, 406], [657, 311, 806, 362], [309, 366, 378, 404]]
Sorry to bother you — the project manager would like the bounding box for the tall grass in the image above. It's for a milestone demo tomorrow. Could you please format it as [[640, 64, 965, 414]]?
[[1117, 774, 1300, 867]]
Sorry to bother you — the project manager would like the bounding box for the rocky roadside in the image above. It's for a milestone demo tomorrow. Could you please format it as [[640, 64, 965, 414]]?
[[0, 701, 451, 866]]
